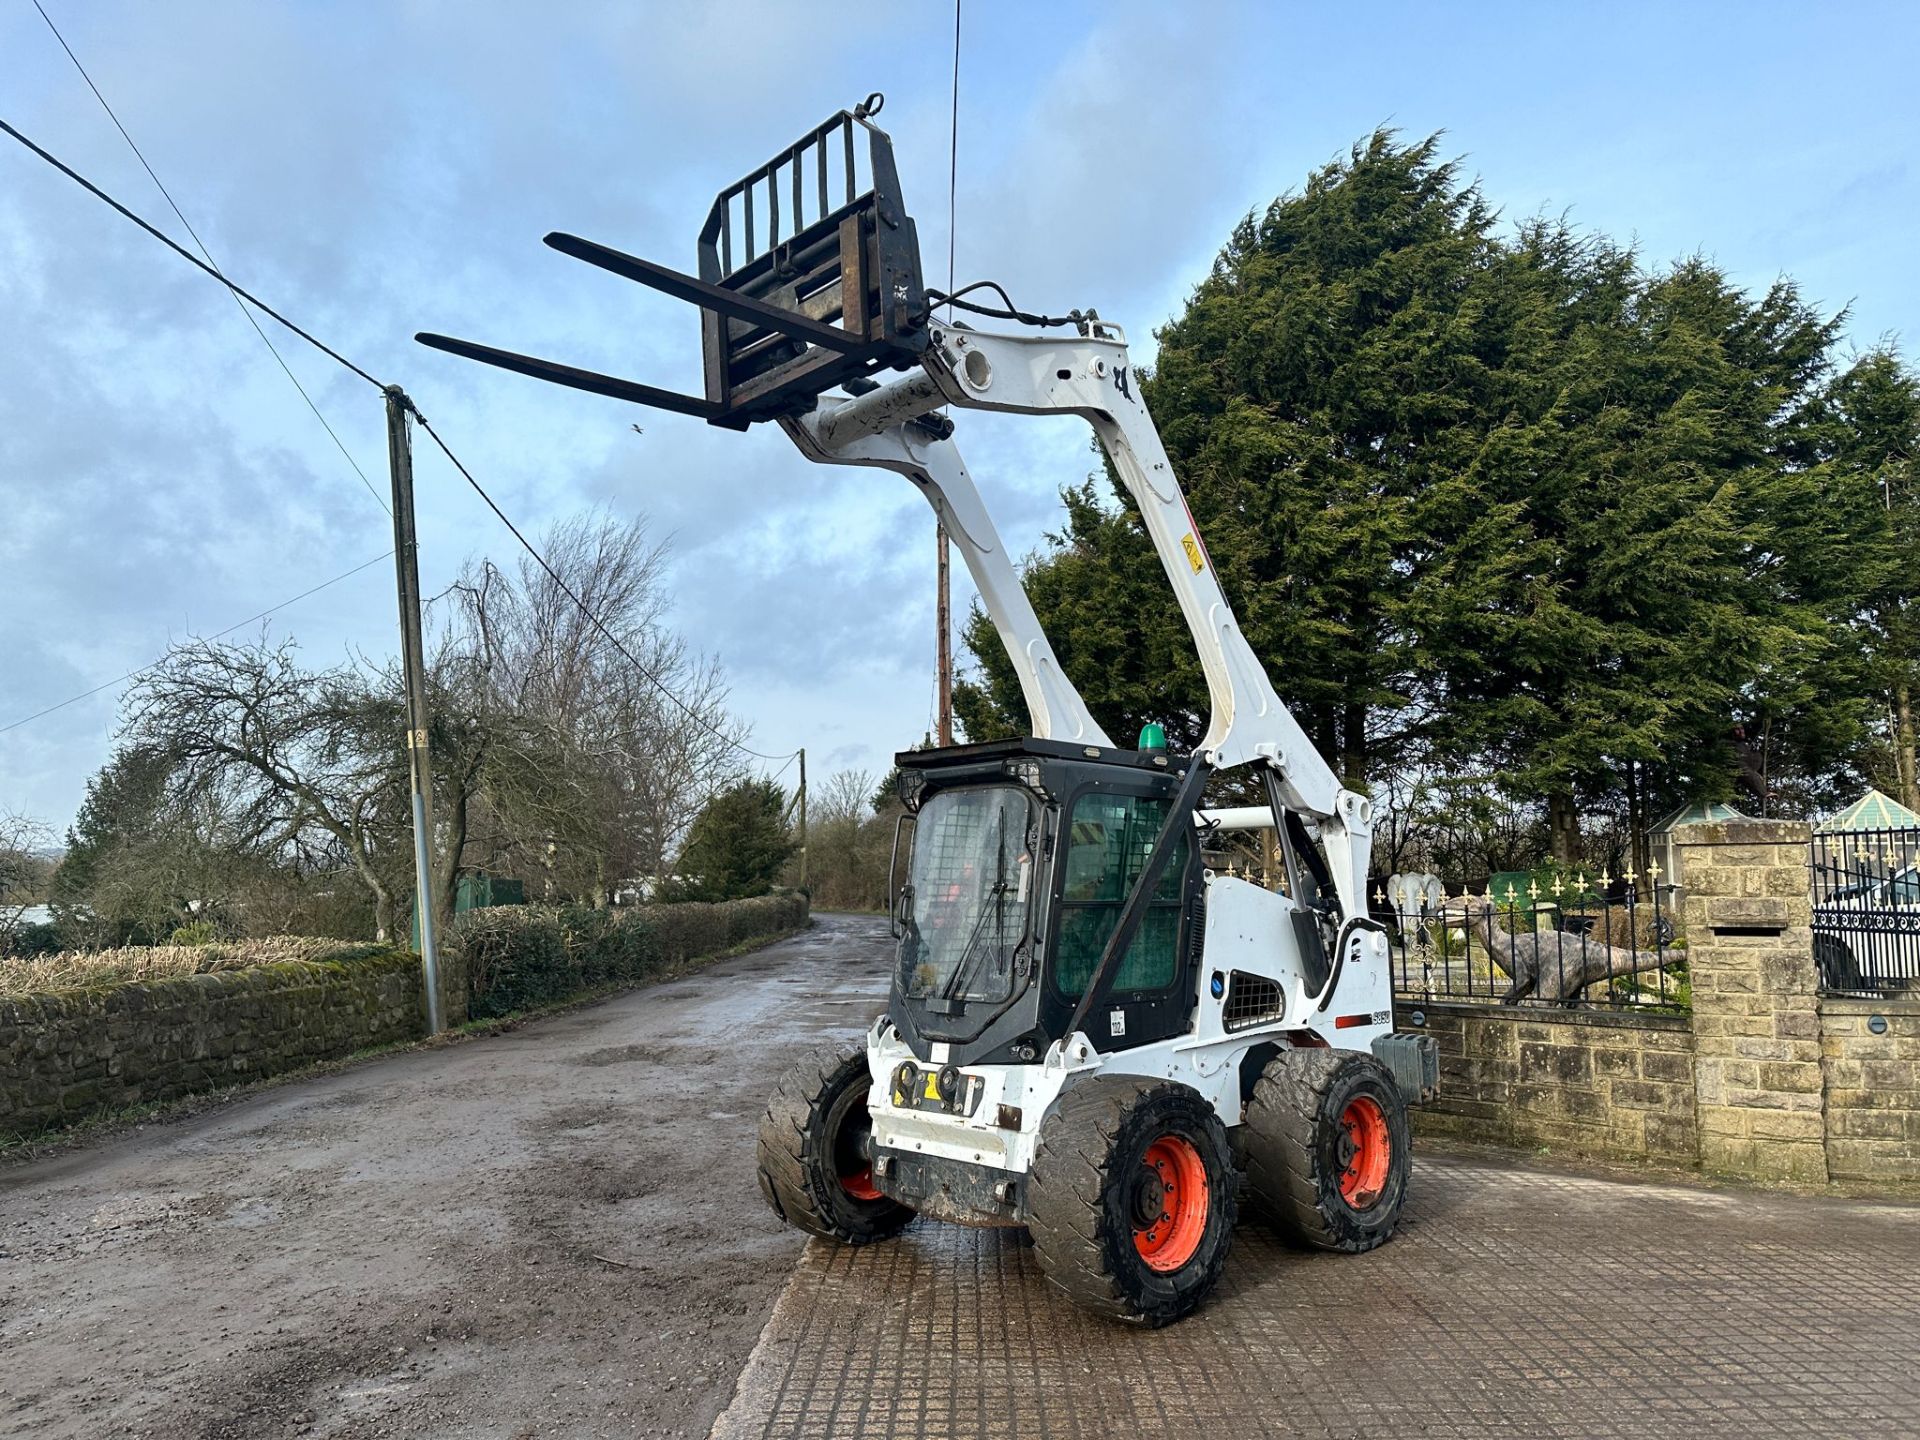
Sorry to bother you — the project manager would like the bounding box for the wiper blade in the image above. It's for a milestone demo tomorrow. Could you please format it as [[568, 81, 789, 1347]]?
[[939, 879, 1009, 1003], [939, 806, 1018, 1004]]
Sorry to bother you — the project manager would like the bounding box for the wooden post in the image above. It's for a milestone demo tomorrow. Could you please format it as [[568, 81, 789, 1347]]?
[[936, 523, 954, 746], [796, 747, 808, 892], [384, 386, 444, 1034]]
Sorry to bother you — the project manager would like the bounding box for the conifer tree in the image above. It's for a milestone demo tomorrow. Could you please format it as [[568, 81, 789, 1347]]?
[[956, 130, 1906, 856]]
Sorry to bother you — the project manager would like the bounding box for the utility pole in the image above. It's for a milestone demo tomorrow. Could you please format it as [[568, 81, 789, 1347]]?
[[936, 523, 954, 745], [384, 385, 444, 1034], [796, 747, 808, 892]]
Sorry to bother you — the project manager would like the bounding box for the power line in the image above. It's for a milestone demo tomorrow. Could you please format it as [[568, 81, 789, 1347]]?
[[0, 552, 394, 737], [0, 116, 384, 390], [947, 0, 961, 321], [31, 0, 389, 517], [0, 114, 796, 769], [410, 410, 798, 765]]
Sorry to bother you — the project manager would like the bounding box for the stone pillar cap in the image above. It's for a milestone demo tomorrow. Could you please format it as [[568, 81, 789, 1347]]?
[[1671, 818, 1812, 844]]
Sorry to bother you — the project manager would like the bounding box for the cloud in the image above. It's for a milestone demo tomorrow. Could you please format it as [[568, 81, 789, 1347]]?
[[3, 0, 1915, 829]]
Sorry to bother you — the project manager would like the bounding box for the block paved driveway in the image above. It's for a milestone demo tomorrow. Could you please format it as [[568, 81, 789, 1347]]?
[[714, 1152, 1920, 1439]]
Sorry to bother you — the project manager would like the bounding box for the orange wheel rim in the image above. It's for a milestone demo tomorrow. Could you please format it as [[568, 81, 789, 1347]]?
[[839, 1163, 883, 1201], [834, 1088, 884, 1201], [1132, 1134, 1210, 1273], [1337, 1096, 1391, 1209]]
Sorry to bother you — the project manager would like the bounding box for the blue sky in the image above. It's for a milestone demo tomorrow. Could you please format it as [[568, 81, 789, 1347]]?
[[2, 0, 1915, 829]]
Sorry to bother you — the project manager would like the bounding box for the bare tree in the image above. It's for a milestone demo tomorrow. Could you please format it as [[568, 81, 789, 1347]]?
[[1369, 767, 1548, 891], [446, 512, 748, 904], [121, 636, 485, 940], [0, 810, 56, 942], [68, 511, 746, 940], [799, 769, 908, 913]]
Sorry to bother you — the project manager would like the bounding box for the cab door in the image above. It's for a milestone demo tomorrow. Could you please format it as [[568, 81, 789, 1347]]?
[[1044, 776, 1200, 1051]]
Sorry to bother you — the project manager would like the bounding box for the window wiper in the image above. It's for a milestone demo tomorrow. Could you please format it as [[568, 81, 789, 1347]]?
[[939, 810, 1013, 1003], [939, 877, 1010, 1002]]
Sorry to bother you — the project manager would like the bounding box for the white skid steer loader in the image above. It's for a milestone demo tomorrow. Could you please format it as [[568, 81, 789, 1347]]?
[[419, 95, 1438, 1327]]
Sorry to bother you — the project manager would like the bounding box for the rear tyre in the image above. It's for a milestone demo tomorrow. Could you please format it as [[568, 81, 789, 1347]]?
[[1814, 934, 1862, 992], [1240, 1048, 1411, 1253], [1025, 1076, 1236, 1327], [756, 1046, 914, 1245]]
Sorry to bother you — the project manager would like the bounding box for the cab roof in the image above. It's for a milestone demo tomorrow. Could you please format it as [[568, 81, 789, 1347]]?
[[895, 736, 1177, 776]]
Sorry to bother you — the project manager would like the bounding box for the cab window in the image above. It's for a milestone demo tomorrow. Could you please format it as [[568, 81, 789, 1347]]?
[[1053, 791, 1188, 998]]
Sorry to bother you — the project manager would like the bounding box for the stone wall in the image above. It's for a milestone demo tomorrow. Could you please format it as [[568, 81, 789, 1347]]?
[[0, 951, 430, 1140], [1403, 1001, 1697, 1166], [1404, 819, 1920, 1194], [1, 894, 809, 1143], [1821, 996, 1920, 1185]]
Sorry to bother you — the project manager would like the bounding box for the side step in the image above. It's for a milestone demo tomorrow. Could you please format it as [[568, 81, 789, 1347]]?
[[1372, 1032, 1439, 1105]]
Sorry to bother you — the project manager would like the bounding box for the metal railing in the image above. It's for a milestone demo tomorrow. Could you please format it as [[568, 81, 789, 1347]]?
[[1810, 827, 1920, 995], [1379, 876, 1685, 1011]]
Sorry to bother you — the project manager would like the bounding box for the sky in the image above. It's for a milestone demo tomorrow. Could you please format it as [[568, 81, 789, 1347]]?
[[2, 0, 1917, 832]]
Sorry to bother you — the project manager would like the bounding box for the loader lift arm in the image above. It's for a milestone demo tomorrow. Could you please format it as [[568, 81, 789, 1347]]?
[[800, 327, 1377, 921], [413, 93, 1374, 920]]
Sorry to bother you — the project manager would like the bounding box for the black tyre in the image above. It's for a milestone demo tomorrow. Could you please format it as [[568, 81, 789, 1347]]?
[[1025, 1076, 1236, 1327], [756, 1046, 914, 1245], [1814, 934, 1862, 991], [1240, 1048, 1411, 1253]]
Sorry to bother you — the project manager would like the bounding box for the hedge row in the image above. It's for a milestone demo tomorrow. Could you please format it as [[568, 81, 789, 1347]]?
[[449, 892, 808, 1019], [0, 937, 394, 1001]]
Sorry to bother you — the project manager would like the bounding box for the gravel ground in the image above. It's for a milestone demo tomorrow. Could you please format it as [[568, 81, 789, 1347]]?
[[0, 913, 890, 1440]]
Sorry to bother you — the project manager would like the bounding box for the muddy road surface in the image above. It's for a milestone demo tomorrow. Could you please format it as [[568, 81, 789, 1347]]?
[[0, 913, 890, 1440]]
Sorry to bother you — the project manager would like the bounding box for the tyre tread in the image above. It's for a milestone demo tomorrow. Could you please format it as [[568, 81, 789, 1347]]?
[[1240, 1048, 1409, 1253], [755, 1044, 912, 1245], [1025, 1076, 1235, 1326]]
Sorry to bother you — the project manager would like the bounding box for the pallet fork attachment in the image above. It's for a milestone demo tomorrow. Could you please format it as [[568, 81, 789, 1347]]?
[[412, 332, 725, 420], [415, 96, 928, 431]]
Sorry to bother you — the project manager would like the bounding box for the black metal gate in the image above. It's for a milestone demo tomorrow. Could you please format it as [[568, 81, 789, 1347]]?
[[1809, 826, 1920, 993], [1381, 877, 1682, 1010]]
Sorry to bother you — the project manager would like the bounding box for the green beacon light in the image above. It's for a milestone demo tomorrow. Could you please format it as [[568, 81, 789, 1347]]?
[[1137, 722, 1168, 752]]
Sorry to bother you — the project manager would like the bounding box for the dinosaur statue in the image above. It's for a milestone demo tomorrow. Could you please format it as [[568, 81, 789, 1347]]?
[[1444, 896, 1672, 1004]]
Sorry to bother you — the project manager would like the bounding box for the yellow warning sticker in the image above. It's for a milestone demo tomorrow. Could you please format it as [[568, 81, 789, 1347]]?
[[1181, 533, 1204, 574]]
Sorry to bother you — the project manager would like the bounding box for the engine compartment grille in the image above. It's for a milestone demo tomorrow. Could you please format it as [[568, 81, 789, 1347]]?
[[1223, 971, 1285, 1032]]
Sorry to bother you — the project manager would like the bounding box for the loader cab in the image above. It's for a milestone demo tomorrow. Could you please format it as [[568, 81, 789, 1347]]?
[[887, 738, 1203, 1067]]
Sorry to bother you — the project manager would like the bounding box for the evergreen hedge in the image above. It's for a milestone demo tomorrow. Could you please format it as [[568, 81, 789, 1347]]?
[[450, 892, 807, 1020]]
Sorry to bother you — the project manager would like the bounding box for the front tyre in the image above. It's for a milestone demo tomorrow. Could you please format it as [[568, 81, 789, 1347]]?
[[1025, 1076, 1236, 1327], [757, 1046, 914, 1245], [1241, 1048, 1411, 1253]]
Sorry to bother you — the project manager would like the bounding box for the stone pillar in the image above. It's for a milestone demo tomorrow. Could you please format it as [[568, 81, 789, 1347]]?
[[1675, 819, 1828, 1184]]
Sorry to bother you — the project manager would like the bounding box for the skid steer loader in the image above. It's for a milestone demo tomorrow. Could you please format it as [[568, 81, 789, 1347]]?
[[418, 95, 1437, 1326]]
